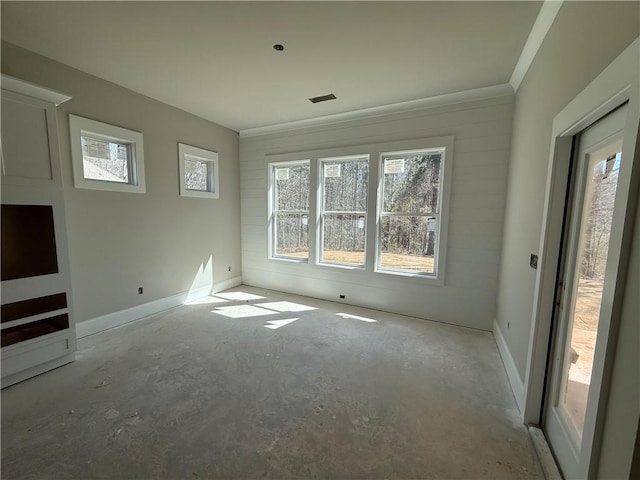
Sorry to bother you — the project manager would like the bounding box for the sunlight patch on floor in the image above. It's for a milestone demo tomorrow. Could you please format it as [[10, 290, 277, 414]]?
[[186, 296, 228, 305], [213, 305, 278, 318], [264, 318, 299, 329], [336, 312, 378, 323], [256, 301, 317, 312], [215, 291, 266, 301]]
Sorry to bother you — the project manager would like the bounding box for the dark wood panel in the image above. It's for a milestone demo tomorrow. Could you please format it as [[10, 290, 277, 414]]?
[[1, 293, 67, 323], [1, 204, 59, 281], [1, 314, 69, 347]]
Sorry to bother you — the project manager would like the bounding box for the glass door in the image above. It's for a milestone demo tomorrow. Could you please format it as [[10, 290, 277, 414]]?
[[543, 104, 627, 479]]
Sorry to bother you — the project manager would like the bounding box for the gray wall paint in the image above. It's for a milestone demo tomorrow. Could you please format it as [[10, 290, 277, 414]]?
[[240, 95, 513, 330], [1, 42, 241, 323], [494, 2, 639, 477], [496, 1, 640, 380]]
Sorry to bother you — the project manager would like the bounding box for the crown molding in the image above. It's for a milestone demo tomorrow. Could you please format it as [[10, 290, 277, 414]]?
[[1, 74, 71, 105], [510, 0, 564, 92], [240, 83, 513, 138]]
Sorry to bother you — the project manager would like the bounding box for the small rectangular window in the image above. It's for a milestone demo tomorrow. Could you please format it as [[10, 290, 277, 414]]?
[[270, 161, 310, 260], [319, 155, 369, 266], [69, 115, 145, 193], [378, 149, 444, 275], [183, 156, 211, 191], [178, 143, 219, 198], [81, 136, 131, 183]]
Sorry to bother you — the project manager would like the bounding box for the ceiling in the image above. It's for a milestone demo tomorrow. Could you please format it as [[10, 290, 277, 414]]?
[[1, 1, 542, 132]]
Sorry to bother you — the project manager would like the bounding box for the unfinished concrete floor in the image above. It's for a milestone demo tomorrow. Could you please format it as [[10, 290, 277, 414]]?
[[1, 286, 543, 479]]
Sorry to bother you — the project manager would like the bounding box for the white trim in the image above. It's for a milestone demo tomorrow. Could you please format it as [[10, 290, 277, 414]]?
[[240, 84, 513, 138], [69, 114, 146, 194], [1, 74, 71, 105], [523, 37, 640, 427], [1, 353, 75, 389], [0, 309, 69, 331], [375, 143, 452, 284], [178, 143, 220, 199], [268, 160, 311, 261], [510, 1, 564, 92], [76, 276, 242, 338], [493, 319, 525, 414]]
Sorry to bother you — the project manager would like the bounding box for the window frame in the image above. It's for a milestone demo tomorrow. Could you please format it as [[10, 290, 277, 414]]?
[[264, 136, 453, 285], [69, 114, 145, 194], [268, 159, 311, 262], [318, 154, 369, 268], [375, 137, 453, 285], [178, 143, 219, 199]]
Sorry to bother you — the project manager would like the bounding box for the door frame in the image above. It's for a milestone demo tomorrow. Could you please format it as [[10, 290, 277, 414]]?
[[521, 37, 639, 476]]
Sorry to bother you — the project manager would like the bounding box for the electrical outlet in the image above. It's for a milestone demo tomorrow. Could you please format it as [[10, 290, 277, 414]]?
[[138, 287, 143, 295]]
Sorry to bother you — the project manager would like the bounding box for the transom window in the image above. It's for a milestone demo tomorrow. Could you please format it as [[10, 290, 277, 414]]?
[[178, 143, 219, 198], [270, 161, 310, 260], [378, 149, 444, 275], [81, 136, 132, 183], [319, 155, 369, 266], [69, 114, 145, 194]]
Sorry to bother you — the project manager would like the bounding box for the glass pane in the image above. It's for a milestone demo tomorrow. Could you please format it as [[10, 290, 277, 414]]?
[[275, 163, 310, 211], [560, 150, 621, 440], [322, 214, 366, 265], [81, 136, 130, 183], [323, 158, 368, 211], [275, 213, 308, 258], [184, 155, 210, 191], [382, 151, 442, 214], [380, 216, 436, 274]]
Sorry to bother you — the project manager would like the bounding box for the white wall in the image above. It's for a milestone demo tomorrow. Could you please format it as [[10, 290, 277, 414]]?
[[240, 94, 513, 330], [1, 42, 242, 323], [494, 2, 639, 477]]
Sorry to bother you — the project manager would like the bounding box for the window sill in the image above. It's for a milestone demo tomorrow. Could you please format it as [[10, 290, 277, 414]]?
[[269, 256, 309, 264], [374, 268, 444, 286], [317, 261, 366, 271]]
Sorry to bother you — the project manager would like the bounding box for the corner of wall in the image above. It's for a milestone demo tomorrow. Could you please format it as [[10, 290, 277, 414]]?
[[493, 318, 525, 416]]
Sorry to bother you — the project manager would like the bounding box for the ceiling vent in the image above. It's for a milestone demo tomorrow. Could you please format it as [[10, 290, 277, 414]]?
[[309, 93, 337, 104]]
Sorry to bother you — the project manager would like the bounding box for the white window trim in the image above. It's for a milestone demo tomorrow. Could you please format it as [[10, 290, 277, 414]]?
[[178, 143, 219, 199], [69, 114, 145, 194], [265, 136, 453, 285], [376, 146, 449, 281], [318, 154, 369, 268], [268, 159, 311, 262]]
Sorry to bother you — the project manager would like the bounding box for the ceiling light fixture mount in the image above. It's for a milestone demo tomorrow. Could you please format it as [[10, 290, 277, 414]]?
[[273, 44, 284, 52]]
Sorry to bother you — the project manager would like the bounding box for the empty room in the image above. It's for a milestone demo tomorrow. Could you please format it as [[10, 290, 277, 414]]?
[[1, 1, 638, 479]]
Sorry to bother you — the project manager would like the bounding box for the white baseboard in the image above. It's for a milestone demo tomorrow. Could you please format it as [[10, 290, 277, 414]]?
[[493, 319, 525, 415], [210, 276, 243, 294], [76, 276, 242, 338]]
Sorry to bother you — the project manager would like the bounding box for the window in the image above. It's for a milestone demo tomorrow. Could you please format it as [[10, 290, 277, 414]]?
[[270, 161, 310, 260], [378, 148, 445, 276], [178, 143, 219, 198], [265, 137, 452, 282], [319, 155, 369, 266], [69, 115, 145, 193]]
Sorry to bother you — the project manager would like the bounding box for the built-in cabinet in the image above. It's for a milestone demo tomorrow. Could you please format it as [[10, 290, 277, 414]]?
[[1, 77, 76, 387]]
